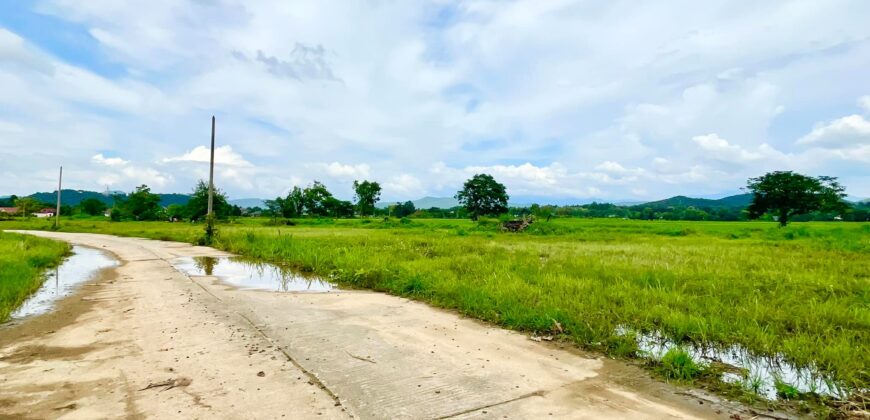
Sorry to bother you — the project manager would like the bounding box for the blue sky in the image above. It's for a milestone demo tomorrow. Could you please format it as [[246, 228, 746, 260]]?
[[1, 0, 869, 202]]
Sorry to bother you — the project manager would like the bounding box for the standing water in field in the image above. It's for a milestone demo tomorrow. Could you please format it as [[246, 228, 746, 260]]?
[[172, 256, 338, 292], [10, 246, 118, 320], [617, 327, 847, 400]]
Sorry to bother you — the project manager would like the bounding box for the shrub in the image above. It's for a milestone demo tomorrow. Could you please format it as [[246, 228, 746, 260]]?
[[659, 347, 702, 381]]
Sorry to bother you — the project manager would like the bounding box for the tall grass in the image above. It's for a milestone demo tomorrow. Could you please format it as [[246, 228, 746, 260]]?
[[0, 232, 70, 321], [4, 217, 868, 393]]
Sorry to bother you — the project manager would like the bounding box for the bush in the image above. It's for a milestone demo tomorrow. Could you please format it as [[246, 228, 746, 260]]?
[[659, 347, 702, 381]]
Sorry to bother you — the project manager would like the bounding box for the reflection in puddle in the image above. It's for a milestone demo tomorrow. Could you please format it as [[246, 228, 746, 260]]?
[[173, 256, 338, 292], [617, 327, 846, 400], [11, 246, 119, 320]]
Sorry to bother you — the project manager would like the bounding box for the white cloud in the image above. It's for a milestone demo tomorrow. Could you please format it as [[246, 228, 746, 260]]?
[[2, 2, 870, 199], [384, 174, 424, 195], [162, 145, 252, 167], [798, 115, 870, 148], [691, 133, 763, 162], [92, 153, 129, 167], [319, 162, 370, 179], [90, 153, 172, 189]]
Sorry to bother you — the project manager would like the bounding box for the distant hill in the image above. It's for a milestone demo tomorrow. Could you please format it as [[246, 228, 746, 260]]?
[[30, 190, 115, 206], [27, 189, 190, 207], [637, 193, 752, 209], [157, 193, 191, 207], [229, 198, 266, 209]]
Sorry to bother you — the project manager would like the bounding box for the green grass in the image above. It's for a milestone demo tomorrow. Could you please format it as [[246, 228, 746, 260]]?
[[3, 217, 868, 395], [0, 232, 70, 321], [658, 347, 703, 381]]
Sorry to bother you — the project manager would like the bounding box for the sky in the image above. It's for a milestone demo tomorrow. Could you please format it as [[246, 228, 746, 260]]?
[[1, 0, 869, 203]]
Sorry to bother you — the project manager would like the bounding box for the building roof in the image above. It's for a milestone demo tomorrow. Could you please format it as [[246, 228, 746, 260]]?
[[0, 207, 18, 213]]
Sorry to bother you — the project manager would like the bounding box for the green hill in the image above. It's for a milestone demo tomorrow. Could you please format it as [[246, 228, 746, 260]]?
[[28, 190, 190, 207], [29, 190, 114, 206], [637, 193, 752, 209]]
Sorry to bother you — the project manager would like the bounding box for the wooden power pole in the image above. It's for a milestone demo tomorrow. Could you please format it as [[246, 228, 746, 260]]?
[[55, 166, 62, 228], [207, 116, 215, 217]]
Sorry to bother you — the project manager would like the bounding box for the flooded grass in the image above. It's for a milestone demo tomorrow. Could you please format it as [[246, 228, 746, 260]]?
[[5, 217, 869, 409], [0, 232, 70, 321], [620, 327, 849, 400], [10, 246, 118, 320], [173, 256, 338, 292]]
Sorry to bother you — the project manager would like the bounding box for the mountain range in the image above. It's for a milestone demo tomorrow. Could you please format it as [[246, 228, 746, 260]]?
[[22, 190, 190, 208]]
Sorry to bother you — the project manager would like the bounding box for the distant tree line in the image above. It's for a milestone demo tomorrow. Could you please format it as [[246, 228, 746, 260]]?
[[3, 170, 864, 224]]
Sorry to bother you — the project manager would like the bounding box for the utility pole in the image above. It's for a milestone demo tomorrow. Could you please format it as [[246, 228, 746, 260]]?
[[55, 166, 62, 228], [208, 116, 215, 217], [204, 116, 217, 244]]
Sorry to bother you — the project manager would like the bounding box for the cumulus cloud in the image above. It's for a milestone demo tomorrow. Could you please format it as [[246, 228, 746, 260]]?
[[691, 133, 763, 162], [162, 145, 252, 167], [319, 162, 371, 179], [90, 153, 172, 189], [2, 2, 870, 199], [797, 115, 870, 148], [92, 153, 129, 167], [384, 174, 424, 195]]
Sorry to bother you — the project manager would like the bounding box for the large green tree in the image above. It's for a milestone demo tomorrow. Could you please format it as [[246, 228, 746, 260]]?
[[13, 197, 42, 217], [392, 201, 416, 218], [302, 181, 334, 216], [746, 171, 847, 226], [185, 180, 230, 221], [353, 180, 381, 216], [114, 185, 163, 221], [80, 198, 108, 216], [455, 174, 509, 220]]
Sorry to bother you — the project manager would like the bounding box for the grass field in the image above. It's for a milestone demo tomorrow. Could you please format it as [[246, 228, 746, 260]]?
[[3, 217, 868, 401], [0, 232, 70, 321]]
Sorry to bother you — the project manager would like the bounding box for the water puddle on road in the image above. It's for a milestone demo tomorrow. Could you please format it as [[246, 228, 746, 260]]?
[[10, 246, 119, 320], [617, 327, 847, 400], [172, 256, 338, 292]]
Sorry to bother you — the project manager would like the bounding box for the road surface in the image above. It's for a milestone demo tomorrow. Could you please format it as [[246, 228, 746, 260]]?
[[0, 231, 741, 419]]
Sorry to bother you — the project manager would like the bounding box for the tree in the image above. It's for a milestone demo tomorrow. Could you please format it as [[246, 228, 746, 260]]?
[[185, 180, 230, 221], [393, 201, 416, 218], [746, 171, 847, 227], [13, 197, 41, 217], [325, 197, 355, 217], [166, 203, 187, 221], [353, 180, 382, 216], [80, 198, 108, 216], [264, 198, 284, 219], [116, 185, 163, 221], [282, 186, 305, 218], [302, 181, 334, 216], [455, 174, 509, 220]]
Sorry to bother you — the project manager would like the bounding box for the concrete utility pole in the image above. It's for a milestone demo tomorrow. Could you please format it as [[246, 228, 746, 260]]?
[[55, 166, 62, 228], [207, 116, 215, 217]]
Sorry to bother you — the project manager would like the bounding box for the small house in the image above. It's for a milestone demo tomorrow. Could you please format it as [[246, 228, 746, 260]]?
[[33, 208, 56, 218], [0, 207, 18, 215]]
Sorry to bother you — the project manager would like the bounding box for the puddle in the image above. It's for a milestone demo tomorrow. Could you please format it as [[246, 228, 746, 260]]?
[[617, 327, 847, 400], [172, 256, 338, 292], [10, 246, 119, 320]]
